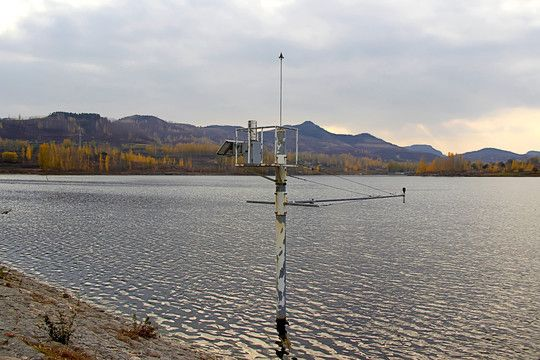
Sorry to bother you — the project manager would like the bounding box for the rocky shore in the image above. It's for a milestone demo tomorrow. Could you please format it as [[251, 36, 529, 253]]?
[[0, 264, 222, 360]]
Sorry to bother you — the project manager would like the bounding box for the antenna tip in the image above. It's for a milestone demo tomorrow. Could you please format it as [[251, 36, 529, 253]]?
[[279, 52, 284, 59]]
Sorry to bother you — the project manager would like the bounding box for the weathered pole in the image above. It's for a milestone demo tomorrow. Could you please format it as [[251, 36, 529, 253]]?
[[275, 52, 290, 351], [275, 127, 289, 350]]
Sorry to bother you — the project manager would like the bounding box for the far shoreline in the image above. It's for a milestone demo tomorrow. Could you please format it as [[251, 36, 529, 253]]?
[[0, 166, 538, 177]]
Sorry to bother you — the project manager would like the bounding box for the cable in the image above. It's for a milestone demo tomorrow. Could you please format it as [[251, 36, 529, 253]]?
[[297, 163, 396, 196], [289, 174, 371, 197], [329, 173, 396, 196], [243, 163, 394, 199]]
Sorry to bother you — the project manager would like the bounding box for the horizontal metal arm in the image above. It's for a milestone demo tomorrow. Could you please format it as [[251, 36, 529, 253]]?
[[247, 194, 404, 207], [246, 200, 320, 207], [294, 194, 404, 204]]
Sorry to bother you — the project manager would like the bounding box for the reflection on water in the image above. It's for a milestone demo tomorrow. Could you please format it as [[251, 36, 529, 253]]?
[[0, 175, 539, 359]]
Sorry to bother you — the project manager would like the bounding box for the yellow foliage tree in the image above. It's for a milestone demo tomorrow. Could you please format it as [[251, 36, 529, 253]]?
[[25, 145, 33, 161], [1, 151, 19, 163], [416, 159, 427, 174]]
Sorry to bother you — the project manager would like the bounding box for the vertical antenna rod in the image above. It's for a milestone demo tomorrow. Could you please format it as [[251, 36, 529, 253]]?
[[279, 52, 284, 126]]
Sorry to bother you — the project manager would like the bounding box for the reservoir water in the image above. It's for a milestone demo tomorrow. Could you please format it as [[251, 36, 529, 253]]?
[[0, 175, 538, 359]]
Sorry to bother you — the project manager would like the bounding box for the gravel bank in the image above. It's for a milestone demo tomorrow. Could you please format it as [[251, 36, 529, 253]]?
[[0, 264, 223, 360]]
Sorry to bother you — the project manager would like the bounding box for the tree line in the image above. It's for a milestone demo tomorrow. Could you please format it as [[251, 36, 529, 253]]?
[[416, 153, 539, 175], [0, 138, 537, 175], [0, 139, 226, 173]]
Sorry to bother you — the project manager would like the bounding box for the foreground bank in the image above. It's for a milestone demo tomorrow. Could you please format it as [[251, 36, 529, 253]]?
[[0, 264, 222, 359]]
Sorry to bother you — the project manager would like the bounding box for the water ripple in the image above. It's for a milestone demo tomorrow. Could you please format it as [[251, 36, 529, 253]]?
[[1, 175, 539, 359]]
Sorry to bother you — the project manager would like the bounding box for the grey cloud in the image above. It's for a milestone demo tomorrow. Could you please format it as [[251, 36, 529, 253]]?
[[1, 0, 539, 145]]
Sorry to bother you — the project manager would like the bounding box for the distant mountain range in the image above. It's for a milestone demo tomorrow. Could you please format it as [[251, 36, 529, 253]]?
[[0, 112, 538, 162], [407, 145, 539, 162], [460, 148, 540, 163], [404, 144, 444, 157], [292, 121, 437, 161]]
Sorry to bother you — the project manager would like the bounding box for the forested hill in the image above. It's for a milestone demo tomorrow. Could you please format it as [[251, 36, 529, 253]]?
[[0, 112, 436, 161], [1, 112, 538, 162]]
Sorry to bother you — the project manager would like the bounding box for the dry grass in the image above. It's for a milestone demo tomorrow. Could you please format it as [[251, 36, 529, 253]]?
[[32, 292, 57, 304], [0, 266, 23, 288], [0, 266, 9, 280], [21, 337, 92, 360], [32, 342, 93, 360], [44, 311, 76, 345], [119, 314, 158, 340], [0, 266, 12, 286]]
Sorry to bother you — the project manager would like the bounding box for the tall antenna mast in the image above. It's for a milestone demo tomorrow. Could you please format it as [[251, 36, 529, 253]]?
[[279, 52, 284, 126]]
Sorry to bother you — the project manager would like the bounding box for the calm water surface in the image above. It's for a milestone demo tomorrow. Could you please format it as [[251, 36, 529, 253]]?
[[0, 175, 539, 359]]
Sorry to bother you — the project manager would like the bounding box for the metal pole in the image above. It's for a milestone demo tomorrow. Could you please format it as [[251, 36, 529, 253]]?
[[275, 127, 290, 350]]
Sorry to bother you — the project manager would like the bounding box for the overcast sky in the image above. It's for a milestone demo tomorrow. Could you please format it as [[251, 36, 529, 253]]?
[[1, 0, 539, 153]]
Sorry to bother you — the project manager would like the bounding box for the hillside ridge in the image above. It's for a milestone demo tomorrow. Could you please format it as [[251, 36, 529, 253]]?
[[1, 112, 537, 162]]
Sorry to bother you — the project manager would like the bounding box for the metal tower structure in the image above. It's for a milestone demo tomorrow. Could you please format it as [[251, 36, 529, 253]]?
[[217, 53, 406, 358], [217, 53, 298, 355], [217, 121, 298, 354]]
